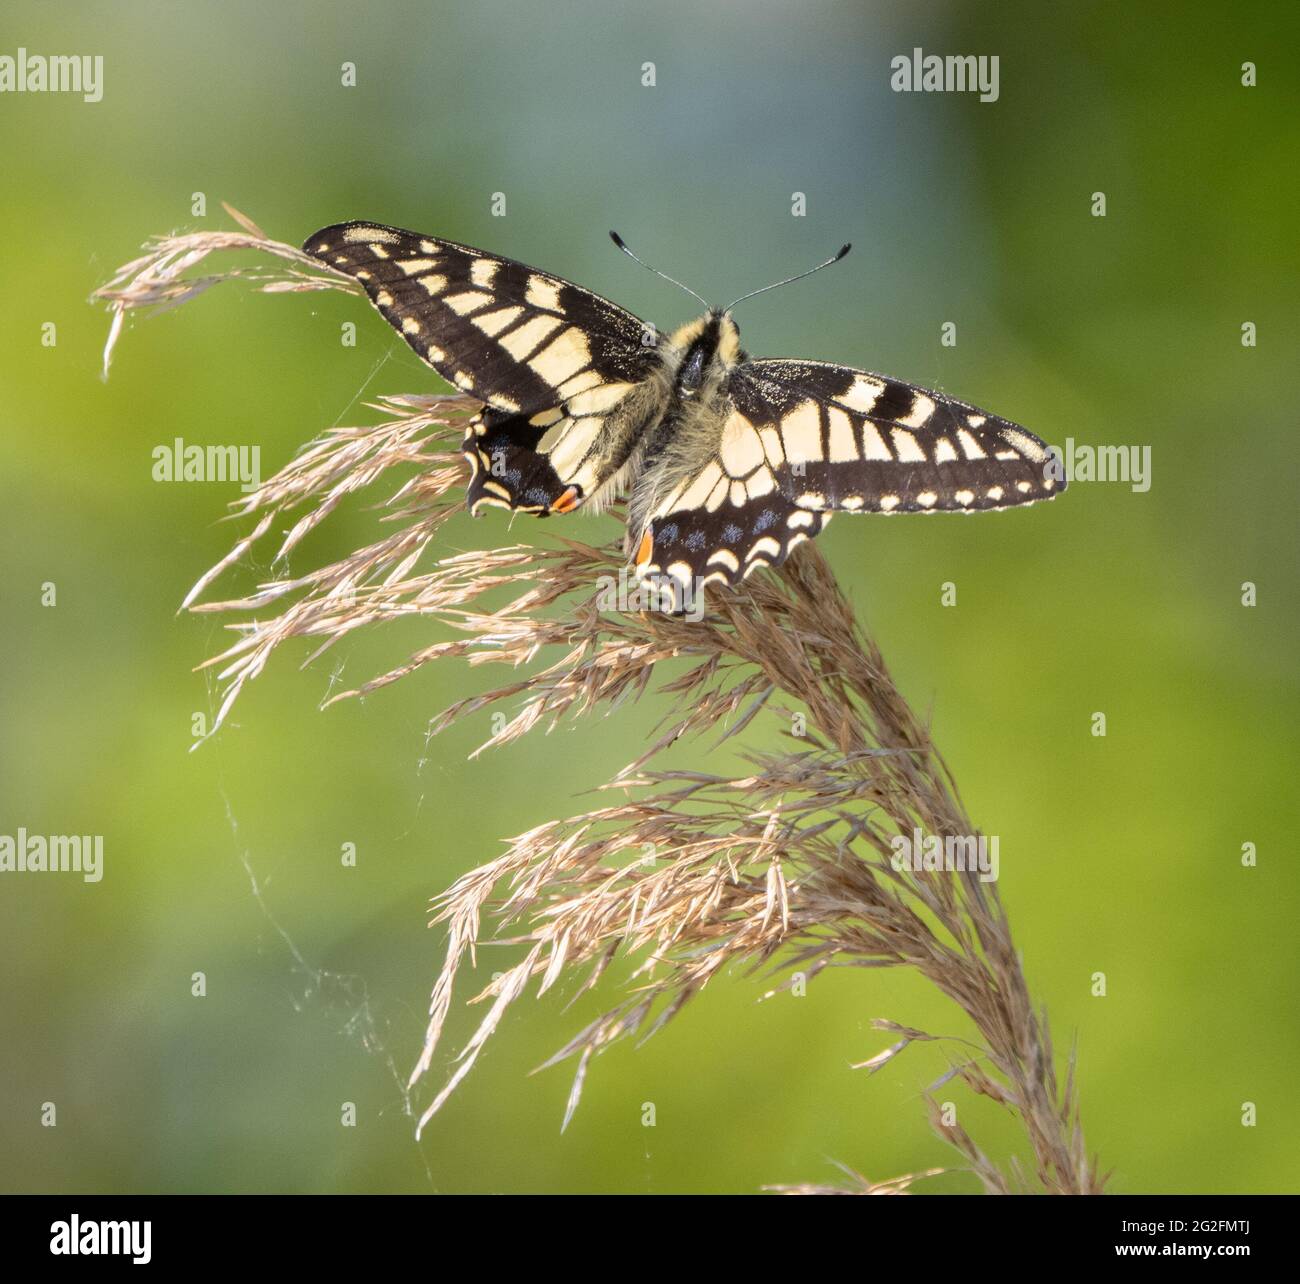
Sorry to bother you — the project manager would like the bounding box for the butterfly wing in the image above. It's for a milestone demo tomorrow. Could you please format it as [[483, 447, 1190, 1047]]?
[[303, 222, 662, 513], [727, 358, 1063, 514], [634, 358, 1062, 607], [633, 489, 831, 612]]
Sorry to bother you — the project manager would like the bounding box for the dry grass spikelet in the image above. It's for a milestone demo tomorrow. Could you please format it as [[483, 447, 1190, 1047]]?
[[95, 209, 1105, 1194]]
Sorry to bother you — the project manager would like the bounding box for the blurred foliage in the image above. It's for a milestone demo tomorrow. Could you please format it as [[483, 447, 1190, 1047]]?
[[0, 0, 1295, 1193]]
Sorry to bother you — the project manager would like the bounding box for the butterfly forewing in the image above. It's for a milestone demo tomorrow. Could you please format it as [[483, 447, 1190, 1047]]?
[[727, 359, 1062, 515]]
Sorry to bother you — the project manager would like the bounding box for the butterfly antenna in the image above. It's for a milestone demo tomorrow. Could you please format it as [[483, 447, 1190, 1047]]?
[[724, 243, 852, 311], [609, 231, 711, 311]]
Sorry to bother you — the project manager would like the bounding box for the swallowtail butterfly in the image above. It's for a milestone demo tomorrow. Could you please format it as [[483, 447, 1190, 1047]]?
[[304, 222, 1065, 612]]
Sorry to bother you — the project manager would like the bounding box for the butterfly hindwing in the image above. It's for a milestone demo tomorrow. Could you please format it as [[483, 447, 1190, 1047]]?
[[462, 407, 575, 515], [635, 490, 830, 610], [461, 379, 664, 516], [726, 359, 1063, 515], [303, 222, 662, 513]]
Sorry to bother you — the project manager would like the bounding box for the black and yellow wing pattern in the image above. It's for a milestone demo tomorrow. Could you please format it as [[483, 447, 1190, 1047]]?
[[303, 222, 660, 515], [306, 222, 1064, 614], [637, 358, 1062, 604], [730, 359, 1060, 515]]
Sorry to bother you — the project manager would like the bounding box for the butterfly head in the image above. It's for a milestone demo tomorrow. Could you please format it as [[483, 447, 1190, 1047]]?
[[669, 311, 743, 398]]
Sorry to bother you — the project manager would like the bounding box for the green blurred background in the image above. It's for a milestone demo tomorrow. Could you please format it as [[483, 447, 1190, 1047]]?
[[1, 0, 1296, 1194]]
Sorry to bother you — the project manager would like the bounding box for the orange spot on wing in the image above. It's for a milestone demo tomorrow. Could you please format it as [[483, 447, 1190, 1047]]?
[[550, 486, 580, 514], [635, 529, 653, 566]]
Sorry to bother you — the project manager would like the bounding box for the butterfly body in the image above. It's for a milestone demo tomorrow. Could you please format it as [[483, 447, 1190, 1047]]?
[[304, 222, 1064, 610]]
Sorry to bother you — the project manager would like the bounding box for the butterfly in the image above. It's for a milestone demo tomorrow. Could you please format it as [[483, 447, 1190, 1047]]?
[[303, 222, 1065, 612]]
